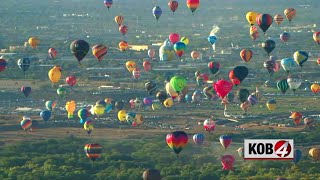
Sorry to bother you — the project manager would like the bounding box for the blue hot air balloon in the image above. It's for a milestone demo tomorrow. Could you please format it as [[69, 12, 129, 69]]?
[[40, 110, 51, 122]]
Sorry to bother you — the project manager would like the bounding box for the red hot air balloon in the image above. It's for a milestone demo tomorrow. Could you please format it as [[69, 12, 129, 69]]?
[[21, 86, 32, 97], [240, 49, 253, 63], [143, 60, 152, 72], [256, 14, 273, 35], [132, 68, 141, 79], [66, 76, 77, 87], [0, 59, 7, 72], [221, 155, 235, 171], [290, 112, 303, 125], [48, 48, 57, 60], [168, 1, 179, 14], [186, 0, 200, 15], [203, 119, 216, 132], [169, 33, 180, 44], [213, 80, 233, 99], [166, 131, 188, 156], [208, 62, 220, 76], [119, 25, 128, 36]]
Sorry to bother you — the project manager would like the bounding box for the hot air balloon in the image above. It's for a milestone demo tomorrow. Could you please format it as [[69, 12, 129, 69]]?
[[152, 6, 162, 21], [193, 133, 205, 145], [132, 68, 141, 79], [125, 112, 136, 125], [17, 58, 30, 72], [115, 101, 125, 111], [21, 86, 31, 97], [84, 143, 103, 161], [238, 89, 250, 103], [237, 147, 244, 159], [118, 110, 127, 122], [281, 58, 296, 74], [168, 1, 178, 14], [65, 101, 76, 119], [220, 135, 232, 150], [280, 32, 290, 43], [21, 117, 32, 131], [145, 81, 157, 95], [66, 76, 77, 87], [317, 59, 320, 66], [180, 37, 189, 45], [240, 49, 253, 63], [0, 59, 7, 72], [156, 91, 168, 103], [48, 48, 57, 60], [173, 42, 186, 59], [309, 148, 320, 161], [40, 110, 51, 122], [93, 105, 105, 117], [208, 35, 217, 47], [84, 120, 94, 135], [249, 26, 259, 41], [304, 117, 314, 127], [274, 14, 284, 25], [114, 15, 124, 26], [191, 51, 201, 60], [213, 80, 233, 99], [203, 86, 216, 100], [208, 62, 220, 76], [104, 0, 112, 10], [266, 99, 277, 111], [240, 100, 251, 112], [203, 119, 215, 132], [142, 169, 161, 180], [293, 51, 308, 67], [169, 33, 180, 45], [284, 8, 296, 22], [264, 60, 276, 76], [143, 97, 153, 107], [48, 66, 61, 84], [57, 87, 67, 98], [166, 131, 188, 156], [247, 94, 258, 105], [148, 49, 156, 59], [186, 0, 199, 15], [28, 37, 40, 48], [229, 66, 249, 86], [78, 108, 90, 124], [164, 98, 174, 108], [143, 60, 151, 72], [256, 14, 273, 34], [221, 155, 235, 171], [287, 77, 302, 93], [119, 41, 129, 51], [277, 79, 290, 94], [70, 40, 90, 64], [246, 11, 259, 26], [262, 39, 276, 55], [125, 61, 136, 73], [119, 25, 128, 36], [45, 100, 57, 111], [293, 149, 302, 164], [313, 32, 320, 45], [92, 45, 107, 62], [159, 39, 176, 61], [290, 112, 303, 125], [311, 84, 320, 94], [170, 76, 187, 93]]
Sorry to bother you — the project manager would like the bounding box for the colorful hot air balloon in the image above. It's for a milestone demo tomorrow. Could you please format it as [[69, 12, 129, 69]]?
[[293, 51, 308, 67], [65, 101, 76, 119], [240, 49, 253, 63], [84, 144, 103, 161], [132, 68, 141, 79], [256, 14, 273, 34], [180, 37, 189, 45], [287, 77, 302, 93], [92, 45, 107, 62], [281, 58, 296, 74], [125, 60, 136, 72], [221, 155, 235, 171], [284, 8, 296, 22], [45, 100, 57, 111], [0, 59, 7, 72], [191, 51, 201, 60], [48, 48, 57, 60], [119, 25, 128, 36], [170, 76, 187, 93], [266, 99, 277, 111], [293, 149, 302, 164], [114, 15, 124, 26], [66, 76, 77, 87], [290, 112, 303, 125], [274, 14, 284, 25], [208, 62, 220, 75], [213, 80, 233, 99], [169, 33, 180, 44], [262, 39, 276, 55], [119, 41, 129, 51], [186, 0, 200, 15], [17, 58, 30, 72], [152, 6, 162, 21], [142, 169, 161, 180], [277, 79, 290, 94], [93, 104, 105, 117], [310, 84, 320, 94], [145, 81, 157, 95], [48, 66, 61, 84], [249, 26, 259, 41], [166, 131, 188, 155], [203, 119, 215, 132], [193, 133, 205, 145], [208, 35, 217, 46], [21, 118, 32, 131], [237, 147, 244, 159], [168, 1, 178, 14], [143, 60, 151, 72], [21, 86, 31, 97], [313, 32, 320, 45], [84, 120, 94, 134], [40, 110, 51, 122], [78, 108, 90, 124], [229, 66, 249, 86], [280, 32, 290, 43], [264, 60, 276, 76], [28, 37, 40, 48], [309, 148, 320, 161], [246, 11, 259, 26], [104, 0, 113, 10], [173, 42, 186, 58], [157, 91, 168, 103], [70, 40, 90, 64], [220, 135, 232, 150]]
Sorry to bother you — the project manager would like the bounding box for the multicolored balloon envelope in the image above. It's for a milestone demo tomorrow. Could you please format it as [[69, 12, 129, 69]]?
[[203, 119, 215, 132], [152, 6, 162, 21], [84, 143, 103, 161], [84, 120, 94, 134], [266, 99, 277, 111], [220, 135, 232, 150], [48, 48, 57, 60], [186, 0, 200, 14], [208, 62, 220, 76], [277, 79, 290, 94], [290, 112, 302, 125], [274, 14, 284, 25], [18, 58, 31, 72], [104, 0, 113, 10], [240, 49, 253, 63], [284, 8, 296, 22], [166, 131, 188, 155], [173, 42, 186, 58], [92, 45, 107, 62], [293, 51, 308, 67], [256, 14, 273, 34], [221, 155, 235, 171], [21, 119, 32, 131], [0, 59, 7, 72], [193, 133, 205, 145], [311, 84, 320, 94]]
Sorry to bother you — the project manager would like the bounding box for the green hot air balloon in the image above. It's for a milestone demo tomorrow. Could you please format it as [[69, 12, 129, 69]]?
[[277, 79, 290, 94], [170, 76, 187, 93], [57, 87, 67, 98], [238, 89, 250, 103]]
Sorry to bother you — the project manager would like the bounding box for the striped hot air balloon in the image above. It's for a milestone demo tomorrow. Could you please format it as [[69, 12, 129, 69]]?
[[280, 32, 290, 43], [84, 143, 103, 161], [92, 45, 107, 62], [132, 68, 141, 79], [240, 49, 253, 63], [193, 133, 205, 145], [274, 14, 284, 25], [21, 118, 32, 131], [84, 120, 94, 134], [114, 15, 124, 26], [219, 135, 232, 150], [290, 112, 302, 125], [119, 41, 129, 51], [313, 32, 320, 45], [166, 131, 188, 156], [284, 8, 296, 22], [249, 26, 259, 41], [277, 79, 290, 94], [256, 14, 273, 34]]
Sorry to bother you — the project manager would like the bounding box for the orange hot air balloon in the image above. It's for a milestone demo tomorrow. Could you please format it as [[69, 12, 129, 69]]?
[[48, 66, 62, 84], [125, 61, 136, 72], [119, 41, 129, 51], [309, 148, 320, 161], [290, 112, 302, 125], [92, 45, 107, 62], [284, 8, 296, 22], [143, 60, 151, 72], [274, 14, 284, 25], [28, 37, 40, 48], [186, 0, 199, 15], [119, 25, 128, 36], [240, 49, 253, 63], [114, 15, 124, 26], [191, 51, 200, 60], [311, 84, 320, 94]]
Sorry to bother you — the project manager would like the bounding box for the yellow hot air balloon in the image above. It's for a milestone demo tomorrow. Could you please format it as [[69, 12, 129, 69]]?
[[266, 99, 277, 111], [115, 15, 124, 26], [125, 61, 136, 72], [180, 37, 189, 45], [134, 114, 144, 126], [48, 66, 62, 84], [84, 120, 94, 134], [246, 12, 259, 26], [309, 148, 320, 161], [311, 84, 320, 94], [118, 110, 127, 122], [28, 37, 40, 48], [163, 98, 173, 108], [165, 82, 178, 100], [94, 105, 105, 116], [65, 101, 76, 119], [119, 41, 129, 51]]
